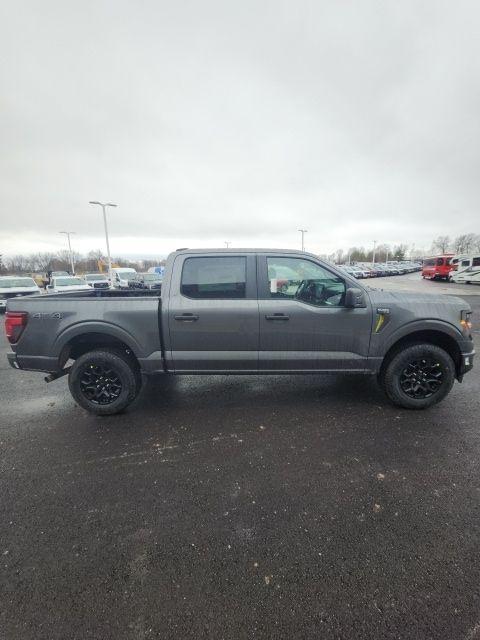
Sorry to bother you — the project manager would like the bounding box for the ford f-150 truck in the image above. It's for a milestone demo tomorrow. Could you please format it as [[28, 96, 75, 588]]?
[[5, 248, 475, 415]]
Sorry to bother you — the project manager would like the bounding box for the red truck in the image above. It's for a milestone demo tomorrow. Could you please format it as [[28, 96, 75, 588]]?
[[422, 254, 454, 281]]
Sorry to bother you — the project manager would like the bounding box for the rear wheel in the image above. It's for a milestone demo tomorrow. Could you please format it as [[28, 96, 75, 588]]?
[[379, 343, 455, 409], [69, 348, 141, 415]]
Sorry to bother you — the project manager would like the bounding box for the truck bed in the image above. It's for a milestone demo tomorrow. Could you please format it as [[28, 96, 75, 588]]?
[[6, 290, 164, 374]]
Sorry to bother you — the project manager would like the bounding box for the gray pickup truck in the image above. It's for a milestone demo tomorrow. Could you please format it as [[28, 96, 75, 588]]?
[[5, 248, 475, 415]]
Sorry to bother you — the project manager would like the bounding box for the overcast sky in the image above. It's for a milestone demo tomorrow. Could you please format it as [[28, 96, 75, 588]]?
[[1, 0, 479, 259]]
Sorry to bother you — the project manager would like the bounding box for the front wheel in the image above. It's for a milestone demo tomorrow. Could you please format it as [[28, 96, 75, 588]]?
[[379, 343, 455, 409], [69, 349, 141, 415]]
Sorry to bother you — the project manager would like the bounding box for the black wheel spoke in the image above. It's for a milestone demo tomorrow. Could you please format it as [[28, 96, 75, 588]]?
[[399, 356, 444, 400], [79, 362, 123, 405]]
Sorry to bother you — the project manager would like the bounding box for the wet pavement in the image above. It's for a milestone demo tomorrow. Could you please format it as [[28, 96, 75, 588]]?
[[1, 281, 480, 640]]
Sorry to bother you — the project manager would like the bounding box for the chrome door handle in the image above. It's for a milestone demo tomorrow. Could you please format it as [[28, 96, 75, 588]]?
[[174, 314, 199, 322]]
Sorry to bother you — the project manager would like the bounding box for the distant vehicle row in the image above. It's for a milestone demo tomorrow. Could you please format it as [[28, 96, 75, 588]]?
[[340, 261, 422, 279]]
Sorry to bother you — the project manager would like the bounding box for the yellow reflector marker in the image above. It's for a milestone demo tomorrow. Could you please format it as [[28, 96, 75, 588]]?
[[375, 314, 385, 333]]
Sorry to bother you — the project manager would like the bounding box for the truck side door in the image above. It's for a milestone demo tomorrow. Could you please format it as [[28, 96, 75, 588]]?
[[167, 253, 259, 372], [257, 254, 373, 371]]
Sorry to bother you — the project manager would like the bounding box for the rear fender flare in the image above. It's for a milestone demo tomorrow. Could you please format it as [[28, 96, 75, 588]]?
[[52, 321, 141, 359]]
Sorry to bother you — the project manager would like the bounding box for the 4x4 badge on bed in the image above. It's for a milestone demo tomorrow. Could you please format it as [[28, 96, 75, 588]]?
[[32, 312, 63, 319]]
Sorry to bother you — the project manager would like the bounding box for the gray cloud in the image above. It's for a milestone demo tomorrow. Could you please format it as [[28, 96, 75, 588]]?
[[1, 0, 479, 257]]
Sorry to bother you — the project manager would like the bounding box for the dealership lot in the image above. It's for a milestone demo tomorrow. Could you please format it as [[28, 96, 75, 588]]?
[[1, 282, 480, 639]]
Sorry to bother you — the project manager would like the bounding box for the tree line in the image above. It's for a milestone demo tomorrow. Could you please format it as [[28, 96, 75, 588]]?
[[0, 250, 165, 275], [331, 244, 413, 264], [431, 234, 480, 255]]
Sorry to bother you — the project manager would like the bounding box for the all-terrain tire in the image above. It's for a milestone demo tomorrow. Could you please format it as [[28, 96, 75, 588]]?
[[69, 348, 141, 415], [380, 343, 455, 410]]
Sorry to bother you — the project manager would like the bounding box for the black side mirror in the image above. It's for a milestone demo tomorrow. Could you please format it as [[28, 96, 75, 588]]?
[[345, 287, 366, 308]]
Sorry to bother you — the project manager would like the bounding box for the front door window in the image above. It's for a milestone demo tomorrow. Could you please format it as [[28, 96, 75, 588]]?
[[267, 257, 346, 307]]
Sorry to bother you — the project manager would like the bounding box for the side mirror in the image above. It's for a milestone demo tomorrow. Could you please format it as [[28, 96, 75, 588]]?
[[345, 287, 366, 308]]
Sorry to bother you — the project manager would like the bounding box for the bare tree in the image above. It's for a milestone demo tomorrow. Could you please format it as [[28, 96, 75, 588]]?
[[453, 234, 478, 254], [433, 235, 451, 253]]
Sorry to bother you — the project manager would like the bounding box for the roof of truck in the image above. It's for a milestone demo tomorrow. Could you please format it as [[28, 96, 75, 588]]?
[[173, 248, 315, 255]]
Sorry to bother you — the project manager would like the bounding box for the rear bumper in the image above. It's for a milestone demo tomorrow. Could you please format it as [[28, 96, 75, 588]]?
[[7, 352, 60, 373]]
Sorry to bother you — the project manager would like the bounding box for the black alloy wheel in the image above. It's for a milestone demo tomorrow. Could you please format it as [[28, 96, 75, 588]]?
[[79, 363, 123, 405], [399, 358, 443, 399]]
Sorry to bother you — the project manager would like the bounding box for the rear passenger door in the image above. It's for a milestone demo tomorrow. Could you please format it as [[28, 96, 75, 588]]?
[[167, 253, 259, 372]]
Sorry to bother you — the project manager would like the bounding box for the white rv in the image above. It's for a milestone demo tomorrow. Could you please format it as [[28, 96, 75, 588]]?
[[450, 254, 480, 284]]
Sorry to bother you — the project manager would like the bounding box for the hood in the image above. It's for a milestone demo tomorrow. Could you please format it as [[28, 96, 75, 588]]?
[[367, 288, 469, 308]]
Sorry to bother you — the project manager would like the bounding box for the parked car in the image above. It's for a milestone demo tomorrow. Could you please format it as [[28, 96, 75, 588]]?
[[422, 255, 455, 280], [111, 268, 137, 289], [0, 276, 41, 312], [340, 265, 366, 279], [5, 248, 475, 415], [47, 276, 91, 293], [84, 273, 110, 289], [128, 273, 162, 290]]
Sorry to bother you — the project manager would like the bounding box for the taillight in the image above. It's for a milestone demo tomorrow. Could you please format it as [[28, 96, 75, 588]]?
[[5, 311, 28, 344]]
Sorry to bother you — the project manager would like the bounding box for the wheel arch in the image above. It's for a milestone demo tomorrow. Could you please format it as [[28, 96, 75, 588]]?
[[55, 324, 141, 368], [380, 329, 462, 378]]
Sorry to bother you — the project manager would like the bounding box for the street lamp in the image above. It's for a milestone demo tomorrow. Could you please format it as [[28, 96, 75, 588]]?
[[372, 240, 377, 266], [89, 201, 117, 284], [298, 229, 308, 252], [59, 231, 76, 275], [224, 241, 231, 248]]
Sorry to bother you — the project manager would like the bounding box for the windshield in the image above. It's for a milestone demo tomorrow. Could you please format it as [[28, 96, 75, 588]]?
[[143, 274, 162, 281], [85, 274, 106, 281], [116, 270, 136, 277], [0, 277, 37, 288], [55, 278, 87, 286]]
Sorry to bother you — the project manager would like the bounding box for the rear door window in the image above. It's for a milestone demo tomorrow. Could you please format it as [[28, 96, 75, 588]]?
[[181, 257, 246, 299]]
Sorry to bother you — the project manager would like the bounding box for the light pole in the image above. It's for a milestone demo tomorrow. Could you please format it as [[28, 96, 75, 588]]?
[[298, 229, 307, 252], [372, 240, 377, 266], [89, 201, 117, 284], [59, 231, 76, 275], [224, 241, 231, 248]]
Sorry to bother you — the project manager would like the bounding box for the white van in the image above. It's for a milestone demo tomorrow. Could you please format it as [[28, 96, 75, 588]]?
[[450, 255, 480, 284], [111, 267, 137, 289]]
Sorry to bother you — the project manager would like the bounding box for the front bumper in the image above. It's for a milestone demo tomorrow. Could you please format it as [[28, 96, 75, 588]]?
[[459, 350, 475, 378]]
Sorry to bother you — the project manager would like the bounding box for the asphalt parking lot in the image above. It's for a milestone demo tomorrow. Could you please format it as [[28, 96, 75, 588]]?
[[1, 275, 480, 640]]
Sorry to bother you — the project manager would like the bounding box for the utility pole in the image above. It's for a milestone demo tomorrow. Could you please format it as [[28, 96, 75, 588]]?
[[59, 231, 76, 275], [298, 229, 307, 252], [89, 201, 117, 284], [372, 240, 377, 266]]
